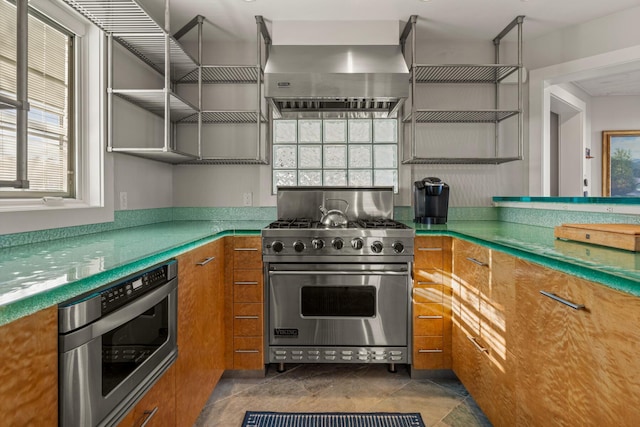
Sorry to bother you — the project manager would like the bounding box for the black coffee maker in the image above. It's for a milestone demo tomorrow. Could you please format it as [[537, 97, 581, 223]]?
[[413, 177, 450, 224]]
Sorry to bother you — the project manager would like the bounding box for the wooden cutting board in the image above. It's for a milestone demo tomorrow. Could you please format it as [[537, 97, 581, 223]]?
[[554, 223, 640, 252]]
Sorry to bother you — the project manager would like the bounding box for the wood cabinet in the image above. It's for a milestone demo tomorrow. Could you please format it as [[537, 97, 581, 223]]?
[[227, 236, 264, 370], [515, 259, 640, 426], [175, 239, 225, 427], [0, 306, 58, 427], [412, 236, 452, 370], [451, 239, 516, 427], [118, 365, 176, 427]]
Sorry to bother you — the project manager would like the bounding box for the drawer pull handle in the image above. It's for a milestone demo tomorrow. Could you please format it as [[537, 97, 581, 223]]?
[[139, 407, 159, 427], [416, 281, 438, 285], [418, 349, 443, 353], [196, 257, 215, 266], [235, 248, 258, 251], [466, 257, 488, 267], [235, 281, 259, 285], [418, 247, 442, 252], [540, 291, 586, 310], [235, 315, 260, 319], [417, 315, 443, 319], [235, 349, 260, 353], [467, 336, 488, 353]]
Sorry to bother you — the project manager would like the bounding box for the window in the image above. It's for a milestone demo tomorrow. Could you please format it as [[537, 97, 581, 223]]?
[[272, 118, 399, 194], [0, 0, 74, 197], [0, 0, 111, 235]]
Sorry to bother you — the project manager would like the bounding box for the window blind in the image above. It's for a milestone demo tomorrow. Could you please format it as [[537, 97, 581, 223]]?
[[0, 0, 73, 196]]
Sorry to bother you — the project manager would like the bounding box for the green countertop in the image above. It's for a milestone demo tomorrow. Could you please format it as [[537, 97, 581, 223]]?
[[1, 219, 638, 327], [412, 221, 640, 297]]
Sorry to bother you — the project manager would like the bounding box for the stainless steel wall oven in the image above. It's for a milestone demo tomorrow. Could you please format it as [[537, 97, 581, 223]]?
[[58, 260, 178, 427], [262, 188, 414, 372]]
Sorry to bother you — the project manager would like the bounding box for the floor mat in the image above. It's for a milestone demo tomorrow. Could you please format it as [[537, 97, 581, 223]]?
[[242, 411, 426, 427]]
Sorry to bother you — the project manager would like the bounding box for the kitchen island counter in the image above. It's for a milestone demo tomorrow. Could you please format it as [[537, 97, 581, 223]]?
[[1, 219, 638, 326]]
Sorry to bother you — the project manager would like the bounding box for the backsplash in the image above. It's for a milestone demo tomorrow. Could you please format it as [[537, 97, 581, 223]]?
[[3, 205, 637, 249], [0, 208, 173, 248], [498, 207, 640, 228]]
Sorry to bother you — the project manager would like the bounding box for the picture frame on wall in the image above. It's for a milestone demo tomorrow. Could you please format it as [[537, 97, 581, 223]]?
[[602, 130, 640, 197]]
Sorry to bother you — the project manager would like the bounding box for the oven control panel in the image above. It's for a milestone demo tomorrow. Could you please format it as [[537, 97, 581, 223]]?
[[268, 347, 407, 364], [263, 235, 414, 257]]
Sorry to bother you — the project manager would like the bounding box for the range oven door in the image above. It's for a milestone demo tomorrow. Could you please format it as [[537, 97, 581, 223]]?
[[59, 279, 177, 427], [268, 263, 410, 347]]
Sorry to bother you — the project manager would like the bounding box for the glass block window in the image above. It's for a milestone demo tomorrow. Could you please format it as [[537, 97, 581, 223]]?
[[272, 118, 398, 193]]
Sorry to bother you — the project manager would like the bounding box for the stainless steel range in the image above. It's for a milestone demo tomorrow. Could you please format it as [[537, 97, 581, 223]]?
[[262, 187, 414, 372]]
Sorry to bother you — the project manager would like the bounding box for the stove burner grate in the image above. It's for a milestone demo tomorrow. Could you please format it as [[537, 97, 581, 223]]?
[[269, 218, 319, 229], [356, 219, 410, 229]]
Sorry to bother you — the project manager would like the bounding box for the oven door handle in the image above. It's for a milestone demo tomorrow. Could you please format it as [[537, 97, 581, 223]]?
[[59, 279, 177, 353], [269, 270, 409, 276]]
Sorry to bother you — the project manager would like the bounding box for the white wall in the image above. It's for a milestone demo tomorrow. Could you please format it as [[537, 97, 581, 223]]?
[[527, 6, 640, 70], [527, 6, 640, 196], [114, 154, 174, 210], [590, 95, 640, 196]]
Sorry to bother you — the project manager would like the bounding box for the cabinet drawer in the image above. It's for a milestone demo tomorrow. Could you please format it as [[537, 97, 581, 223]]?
[[413, 336, 445, 370], [413, 268, 445, 287], [234, 237, 262, 269], [118, 365, 175, 427], [233, 303, 263, 336], [414, 236, 443, 268], [413, 304, 444, 336], [413, 281, 445, 304], [233, 336, 264, 370], [234, 270, 263, 303], [453, 239, 490, 288]]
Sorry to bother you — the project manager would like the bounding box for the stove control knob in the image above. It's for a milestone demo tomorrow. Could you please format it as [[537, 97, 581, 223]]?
[[371, 241, 383, 253], [392, 241, 405, 253], [332, 238, 344, 250], [293, 240, 305, 252], [271, 241, 284, 253], [351, 237, 364, 250], [312, 238, 325, 250]]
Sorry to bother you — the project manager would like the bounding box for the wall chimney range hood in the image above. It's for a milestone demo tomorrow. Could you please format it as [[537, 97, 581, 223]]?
[[264, 45, 409, 118]]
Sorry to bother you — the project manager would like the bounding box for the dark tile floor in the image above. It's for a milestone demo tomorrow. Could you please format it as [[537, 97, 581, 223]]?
[[194, 364, 492, 426]]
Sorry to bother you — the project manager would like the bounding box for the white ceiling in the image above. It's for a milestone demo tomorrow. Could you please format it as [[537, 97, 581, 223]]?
[[164, 0, 640, 43], [574, 69, 640, 96], [156, 0, 640, 96]]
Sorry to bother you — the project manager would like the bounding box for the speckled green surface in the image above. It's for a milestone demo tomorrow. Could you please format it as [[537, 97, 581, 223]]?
[[497, 207, 640, 228], [0, 220, 268, 326], [494, 196, 640, 204], [413, 221, 640, 298], [0, 208, 174, 248]]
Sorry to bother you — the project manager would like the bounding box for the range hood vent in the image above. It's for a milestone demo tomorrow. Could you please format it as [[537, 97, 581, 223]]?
[[265, 45, 409, 118]]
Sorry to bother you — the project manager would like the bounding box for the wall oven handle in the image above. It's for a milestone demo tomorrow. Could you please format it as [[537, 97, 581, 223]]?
[[138, 407, 159, 427], [269, 270, 409, 276], [196, 257, 215, 266], [540, 291, 586, 310]]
